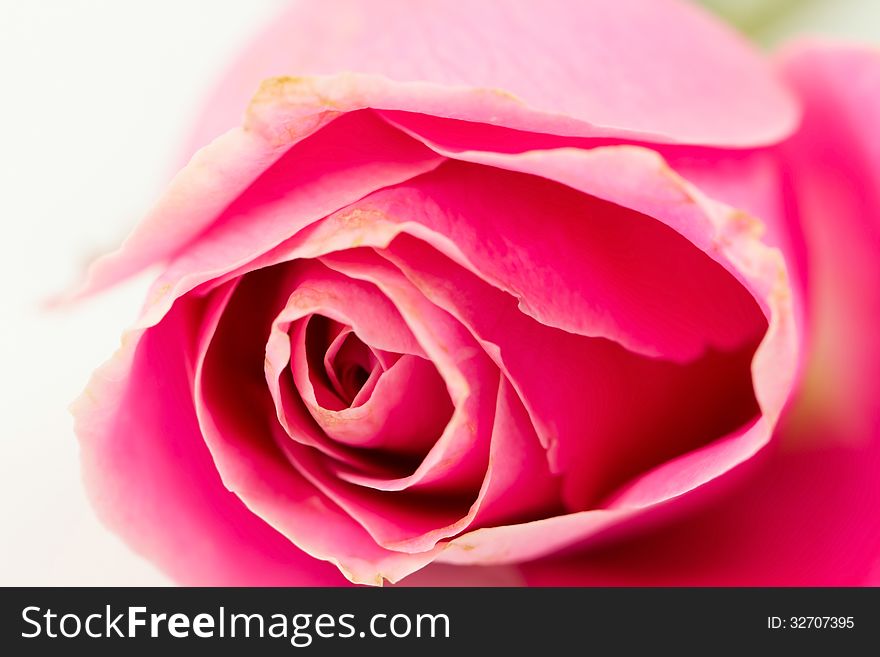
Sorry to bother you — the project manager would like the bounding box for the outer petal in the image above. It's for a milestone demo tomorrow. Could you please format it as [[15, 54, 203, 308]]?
[[652, 146, 808, 348], [71, 0, 799, 303], [188, 0, 798, 151], [69, 0, 802, 366], [73, 110, 444, 300], [523, 44, 880, 585], [71, 292, 350, 586]]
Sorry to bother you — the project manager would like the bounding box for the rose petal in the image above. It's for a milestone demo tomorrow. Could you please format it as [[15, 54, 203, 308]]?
[[382, 110, 808, 338], [467, 379, 561, 528], [280, 373, 558, 553], [367, 144, 797, 423], [381, 235, 762, 509], [71, 287, 350, 586], [286, 322, 451, 455], [316, 250, 497, 495], [316, 161, 768, 361], [520, 44, 880, 585], [72, 110, 443, 304], [261, 262, 435, 471], [211, 144, 792, 512], [295, 252, 556, 553], [262, 258, 491, 493], [193, 269, 442, 584], [188, 0, 798, 151]]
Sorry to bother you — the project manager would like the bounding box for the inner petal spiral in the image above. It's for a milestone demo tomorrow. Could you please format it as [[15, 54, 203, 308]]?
[[322, 328, 381, 408]]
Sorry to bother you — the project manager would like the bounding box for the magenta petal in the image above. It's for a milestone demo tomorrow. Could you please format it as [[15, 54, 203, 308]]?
[[256, 253, 499, 553], [266, 260, 425, 358], [263, 261, 449, 459], [329, 162, 768, 361], [466, 379, 560, 528], [349, 362, 382, 408], [383, 111, 807, 345], [280, 377, 557, 554], [193, 273, 442, 585], [322, 327, 355, 400], [323, 330, 386, 406], [256, 143, 796, 497], [269, 335, 391, 474], [382, 236, 762, 508], [327, 355, 451, 454], [286, 321, 451, 457], [71, 292, 349, 586], [388, 146, 797, 424], [317, 250, 496, 495]]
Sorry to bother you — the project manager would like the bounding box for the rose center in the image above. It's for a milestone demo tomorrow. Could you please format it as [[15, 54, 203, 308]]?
[[302, 315, 396, 411], [325, 331, 380, 407]]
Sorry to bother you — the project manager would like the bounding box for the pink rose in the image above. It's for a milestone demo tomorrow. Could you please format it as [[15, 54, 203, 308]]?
[[73, 0, 880, 586]]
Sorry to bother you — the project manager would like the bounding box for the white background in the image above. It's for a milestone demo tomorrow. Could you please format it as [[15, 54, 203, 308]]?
[[0, 0, 282, 586], [0, 0, 877, 586]]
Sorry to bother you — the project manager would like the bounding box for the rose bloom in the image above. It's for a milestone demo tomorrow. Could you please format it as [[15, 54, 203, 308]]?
[[73, 0, 879, 586]]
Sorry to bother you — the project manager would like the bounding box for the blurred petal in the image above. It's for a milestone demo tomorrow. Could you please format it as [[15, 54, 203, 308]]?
[[190, 0, 798, 150]]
